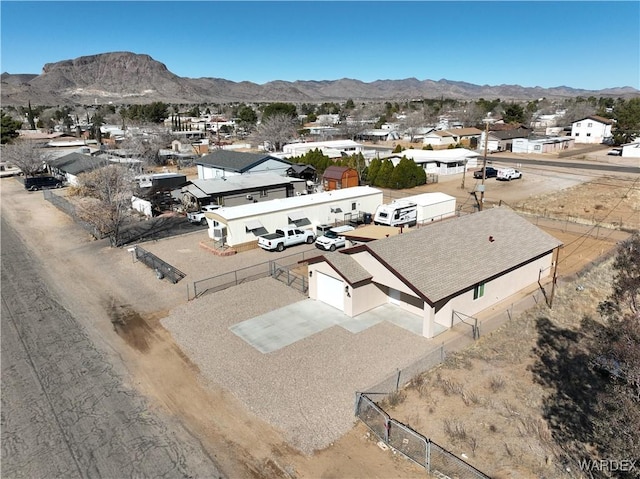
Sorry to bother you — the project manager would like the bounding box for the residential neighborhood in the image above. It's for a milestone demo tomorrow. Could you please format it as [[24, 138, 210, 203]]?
[[2, 66, 639, 479]]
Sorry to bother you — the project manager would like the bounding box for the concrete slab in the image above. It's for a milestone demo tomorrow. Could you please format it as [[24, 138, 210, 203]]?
[[231, 299, 427, 353]]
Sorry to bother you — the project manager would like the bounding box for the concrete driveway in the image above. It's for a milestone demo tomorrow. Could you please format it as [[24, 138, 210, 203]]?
[[230, 299, 447, 353]]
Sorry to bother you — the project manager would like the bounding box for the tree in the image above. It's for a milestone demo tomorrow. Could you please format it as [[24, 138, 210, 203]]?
[[1, 111, 23, 144], [367, 158, 381, 185], [75, 165, 135, 247], [236, 105, 258, 131], [501, 102, 525, 124], [262, 102, 297, 121], [252, 113, 298, 151], [612, 97, 640, 145], [373, 159, 394, 188], [587, 233, 640, 464], [1, 140, 51, 176], [389, 157, 425, 189]]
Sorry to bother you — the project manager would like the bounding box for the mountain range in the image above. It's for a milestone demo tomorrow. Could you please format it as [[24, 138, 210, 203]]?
[[1, 51, 638, 107]]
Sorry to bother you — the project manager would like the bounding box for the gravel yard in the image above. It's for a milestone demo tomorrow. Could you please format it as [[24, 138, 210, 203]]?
[[161, 277, 434, 454]]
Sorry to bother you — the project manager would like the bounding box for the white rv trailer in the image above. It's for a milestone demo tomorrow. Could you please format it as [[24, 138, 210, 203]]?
[[205, 186, 383, 248], [373, 192, 456, 227]]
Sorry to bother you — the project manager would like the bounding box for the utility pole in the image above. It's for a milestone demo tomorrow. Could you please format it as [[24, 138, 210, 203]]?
[[479, 120, 490, 211]]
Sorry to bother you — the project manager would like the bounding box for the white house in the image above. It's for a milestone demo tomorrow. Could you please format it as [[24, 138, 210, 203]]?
[[621, 141, 640, 159], [205, 186, 383, 249], [384, 148, 480, 175], [511, 136, 574, 154], [196, 150, 292, 179], [306, 207, 563, 338], [570, 115, 614, 144], [282, 140, 365, 158]]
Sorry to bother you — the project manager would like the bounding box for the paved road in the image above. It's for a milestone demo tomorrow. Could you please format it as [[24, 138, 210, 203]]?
[[0, 217, 223, 478], [484, 155, 640, 174]]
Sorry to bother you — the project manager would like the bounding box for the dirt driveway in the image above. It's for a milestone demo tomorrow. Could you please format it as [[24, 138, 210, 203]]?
[[1, 153, 637, 478]]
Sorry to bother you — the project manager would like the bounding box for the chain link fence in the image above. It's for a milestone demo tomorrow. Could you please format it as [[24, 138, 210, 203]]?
[[134, 246, 186, 284], [355, 393, 490, 478], [43, 189, 104, 239]]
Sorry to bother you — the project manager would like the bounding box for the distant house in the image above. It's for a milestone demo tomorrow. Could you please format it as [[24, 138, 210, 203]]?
[[570, 115, 614, 144], [48, 152, 109, 186], [481, 127, 531, 152], [511, 136, 575, 154], [306, 207, 563, 338], [282, 140, 365, 159], [423, 128, 483, 149], [322, 165, 359, 191], [286, 163, 317, 182], [180, 172, 307, 210], [196, 150, 292, 179], [621, 140, 640, 158], [384, 148, 480, 176]]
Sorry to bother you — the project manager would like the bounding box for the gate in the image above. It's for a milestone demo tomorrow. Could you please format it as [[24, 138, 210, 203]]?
[[270, 261, 308, 293]]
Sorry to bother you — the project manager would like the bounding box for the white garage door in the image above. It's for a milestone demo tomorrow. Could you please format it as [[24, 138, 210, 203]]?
[[316, 272, 344, 311]]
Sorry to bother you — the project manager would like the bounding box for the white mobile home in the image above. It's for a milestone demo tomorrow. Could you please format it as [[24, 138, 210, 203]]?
[[385, 149, 480, 176], [205, 186, 383, 250]]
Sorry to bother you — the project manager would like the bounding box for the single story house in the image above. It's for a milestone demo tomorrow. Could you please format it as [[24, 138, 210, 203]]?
[[480, 128, 531, 152], [286, 163, 317, 182], [48, 152, 110, 186], [306, 207, 563, 338], [621, 141, 640, 158], [570, 115, 614, 144], [355, 130, 402, 142], [322, 165, 359, 191], [205, 186, 383, 250], [511, 136, 575, 154], [196, 150, 292, 179], [282, 140, 365, 159], [423, 128, 483, 149], [181, 172, 307, 210], [384, 148, 479, 176]]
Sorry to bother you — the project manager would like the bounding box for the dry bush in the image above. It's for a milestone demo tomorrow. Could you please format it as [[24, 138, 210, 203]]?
[[443, 419, 467, 441], [461, 390, 482, 406], [384, 390, 406, 408], [489, 375, 506, 392], [438, 377, 464, 397]]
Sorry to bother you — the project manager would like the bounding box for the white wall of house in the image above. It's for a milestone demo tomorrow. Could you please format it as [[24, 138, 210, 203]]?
[[622, 141, 640, 158], [207, 187, 383, 247], [571, 119, 612, 144], [432, 252, 554, 330]]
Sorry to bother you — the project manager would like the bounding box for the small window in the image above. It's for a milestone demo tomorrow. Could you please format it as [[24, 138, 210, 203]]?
[[587, 122, 592, 127], [473, 283, 485, 300], [575, 133, 580, 136], [576, 122, 581, 127], [351, 202, 357, 211], [587, 133, 591, 137]]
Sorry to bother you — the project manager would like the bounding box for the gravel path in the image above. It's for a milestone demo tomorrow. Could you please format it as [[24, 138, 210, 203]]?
[[161, 277, 434, 454]]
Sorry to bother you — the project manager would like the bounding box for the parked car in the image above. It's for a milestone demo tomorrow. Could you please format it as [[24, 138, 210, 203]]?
[[187, 204, 220, 225], [24, 176, 64, 191], [607, 148, 622, 156], [496, 168, 522, 181], [258, 226, 315, 252], [315, 225, 355, 251], [473, 167, 498, 179]]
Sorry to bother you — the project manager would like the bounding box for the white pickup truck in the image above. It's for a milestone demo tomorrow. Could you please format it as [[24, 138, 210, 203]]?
[[258, 226, 315, 252], [187, 204, 220, 225]]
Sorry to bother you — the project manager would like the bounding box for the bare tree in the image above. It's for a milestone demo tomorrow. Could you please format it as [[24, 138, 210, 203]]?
[[250, 113, 298, 151], [119, 128, 173, 167], [1, 140, 52, 177], [75, 164, 134, 246], [401, 111, 426, 143]]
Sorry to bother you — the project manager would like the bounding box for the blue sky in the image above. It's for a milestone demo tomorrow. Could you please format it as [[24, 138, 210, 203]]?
[[1, 1, 638, 91]]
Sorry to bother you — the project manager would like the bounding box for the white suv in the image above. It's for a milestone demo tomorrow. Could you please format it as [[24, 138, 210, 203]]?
[[315, 225, 355, 251]]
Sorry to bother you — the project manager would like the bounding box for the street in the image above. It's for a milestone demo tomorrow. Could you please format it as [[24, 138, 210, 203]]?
[[1, 216, 223, 478]]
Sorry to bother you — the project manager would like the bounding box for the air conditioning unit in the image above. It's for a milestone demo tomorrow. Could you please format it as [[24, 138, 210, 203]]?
[[212, 226, 227, 240]]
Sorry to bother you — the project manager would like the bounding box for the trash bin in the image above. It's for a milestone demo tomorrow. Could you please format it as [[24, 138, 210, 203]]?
[[363, 212, 372, 224]]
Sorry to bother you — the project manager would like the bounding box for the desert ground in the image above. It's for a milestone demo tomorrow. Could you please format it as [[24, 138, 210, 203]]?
[[1, 147, 638, 478]]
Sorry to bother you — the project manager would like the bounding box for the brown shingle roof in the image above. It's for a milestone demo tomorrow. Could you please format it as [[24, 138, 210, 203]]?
[[364, 208, 562, 303], [322, 165, 352, 180], [322, 251, 372, 285]]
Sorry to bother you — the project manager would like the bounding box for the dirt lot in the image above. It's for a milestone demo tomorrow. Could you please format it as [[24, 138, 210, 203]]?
[[1, 153, 638, 478]]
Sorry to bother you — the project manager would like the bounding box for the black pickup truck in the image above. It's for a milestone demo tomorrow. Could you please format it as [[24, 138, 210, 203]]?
[[473, 167, 498, 179]]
